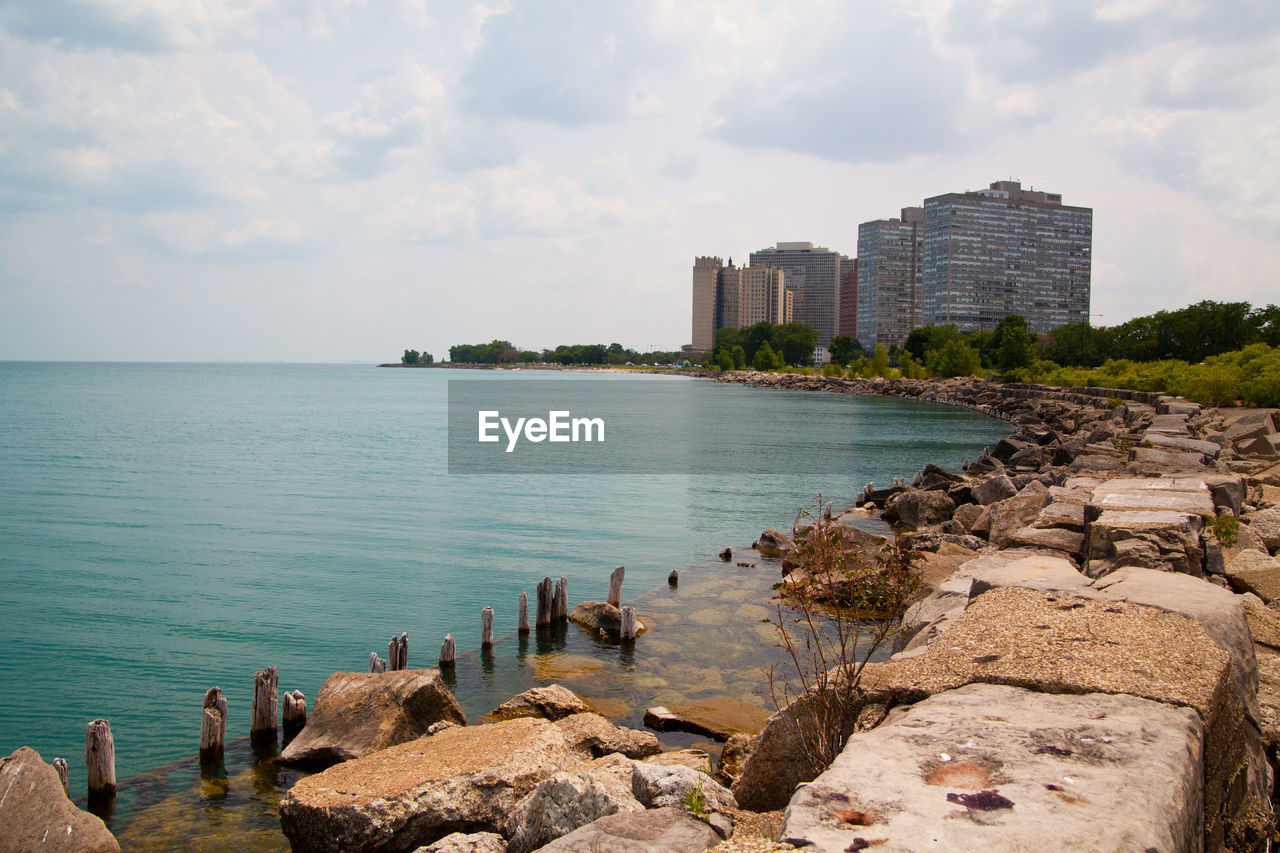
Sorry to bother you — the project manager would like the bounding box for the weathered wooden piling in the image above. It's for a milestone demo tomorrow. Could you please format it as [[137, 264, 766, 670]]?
[[607, 566, 625, 607], [620, 606, 638, 641], [251, 667, 278, 740], [440, 633, 456, 667], [518, 590, 530, 633], [283, 690, 307, 736], [200, 687, 228, 761], [481, 606, 494, 648], [53, 758, 69, 798], [398, 633, 408, 669], [668, 569, 679, 587], [85, 719, 115, 799], [369, 652, 387, 673], [554, 576, 568, 622], [536, 576, 553, 627]]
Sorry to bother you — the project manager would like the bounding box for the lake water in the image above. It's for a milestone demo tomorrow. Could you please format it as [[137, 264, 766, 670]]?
[[0, 364, 1010, 797]]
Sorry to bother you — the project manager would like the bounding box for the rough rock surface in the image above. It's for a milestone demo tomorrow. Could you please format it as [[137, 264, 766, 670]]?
[[413, 832, 506, 853], [555, 712, 661, 760], [1085, 510, 1205, 578], [972, 474, 1017, 506], [1225, 550, 1280, 603], [278, 669, 465, 768], [630, 762, 737, 811], [533, 806, 721, 853], [482, 684, 592, 723], [505, 754, 643, 853], [779, 684, 1203, 853], [0, 747, 120, 853], [278, 717, 577, 853], [986, 488, 1048, 548], [1246, 507, 1280, 552], [644, 749, 713, 773], [642, 697, 772, 741], [884, 489, 955, 529]]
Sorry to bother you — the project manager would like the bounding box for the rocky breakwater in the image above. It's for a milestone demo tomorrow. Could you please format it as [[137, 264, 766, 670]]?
[[723, 374, 1280, 852], [276, 676, 758, 853]]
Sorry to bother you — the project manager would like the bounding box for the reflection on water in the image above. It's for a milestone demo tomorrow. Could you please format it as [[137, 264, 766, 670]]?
[[93, 520, 893, 851]]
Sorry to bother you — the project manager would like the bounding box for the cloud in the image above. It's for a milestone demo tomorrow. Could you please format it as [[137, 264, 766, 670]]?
[[321, 60, 446, 179], [459, 0, 656, 126], [706, 6, 968, 163], [137, 211, 315, 262]]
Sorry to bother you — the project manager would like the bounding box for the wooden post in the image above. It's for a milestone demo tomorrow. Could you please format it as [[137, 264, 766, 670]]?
[[440, 634, 455, 667], [621, 606, 638, 640], [283, 690, 307, 736], [536, 576, 553, 627], [251, 667, 278, 740], [668, 569, 678, 587], [53, 758, 69, 798], [518, 590, 530, 633], [481, 606, 494, 648], [607, 566, 625, 607], [554, 576, 568, 622], [85, 719, 115, 799], [369, 652, 387, 673], [200, 687, 227, 761], [388, 636, 400, 671]]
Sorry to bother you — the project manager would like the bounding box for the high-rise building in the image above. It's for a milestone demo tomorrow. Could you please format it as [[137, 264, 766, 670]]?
[[738, 266, 790, 326], [717, 260, 742, 331], [690, 256, 723, 353], [922, 181, 1092, 333], [838, 257, 858, 340], [856, 208, 924, 350], [748, 242, 843, 346]]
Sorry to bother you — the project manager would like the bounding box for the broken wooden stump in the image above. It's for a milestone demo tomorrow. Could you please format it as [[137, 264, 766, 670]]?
[[439, 633, 456, 667], [621, 606, 638, 641], [519, 589, 530, 633], [53, 758, 69, 798], [85, 719, 115, 799], [554, 576, 568, 622], [200, 686, 228, 762], [388, 633, 408, 671], [369, 652, 387, 673], [607, 566, 625, 607], [251, 667, 279, 742], [668, 569, 679, 587], [283, 690, 307, 738], [536, 576, 553, 627], [481, 606, 494, 648]]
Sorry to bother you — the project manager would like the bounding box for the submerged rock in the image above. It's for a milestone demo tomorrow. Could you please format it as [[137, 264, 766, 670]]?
[[482, 684, 592, 723], [569, 602, 647, 638]]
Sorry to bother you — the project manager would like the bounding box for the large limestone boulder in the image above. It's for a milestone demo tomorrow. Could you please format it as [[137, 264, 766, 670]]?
[[279, 669, 465, 768], [505, 754, 642, 853], [986, 485, 1049, 549], [883, 489, 955, 529], [630, 761, 737, 811], [1246, 506, 1280, 552], [778, 684, 1203, 853], [413, 833, 505, 853], [1085, 510, 1205, 578], [278, 717, 578, 852], [0, 747, 120, 853], [554, 713, 660, 760], [642, 697, 772, 741], [1224, 410, 1278, 445], [568, 602, 647, 638], [972, 473, 1017, 506], [1225, 549, 1280, 603], [482, 684, 592, 723], [533, 806, 721, 852]]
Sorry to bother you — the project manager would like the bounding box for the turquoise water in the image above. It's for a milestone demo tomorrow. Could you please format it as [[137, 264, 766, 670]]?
[[0, 364, 1009, 793]]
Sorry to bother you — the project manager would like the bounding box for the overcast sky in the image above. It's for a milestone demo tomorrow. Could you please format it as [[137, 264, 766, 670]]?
[[1, 0, 1277, 362]]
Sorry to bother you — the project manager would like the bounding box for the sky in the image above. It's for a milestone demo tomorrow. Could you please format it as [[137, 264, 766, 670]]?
[[1, 0, 1277, 363]]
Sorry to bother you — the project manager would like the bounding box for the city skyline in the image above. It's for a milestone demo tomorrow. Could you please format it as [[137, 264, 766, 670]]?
[[1, 2, 1278, 362]]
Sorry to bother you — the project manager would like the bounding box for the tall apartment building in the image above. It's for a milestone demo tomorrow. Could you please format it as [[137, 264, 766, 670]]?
[[691, 256, 723, 353], [690, 257, 792, 352], [748, 242, 843, 346], [838, 258, 858, 340], [856, 208, 924, 350], [738, 266, 790, 326], [922, 181, 1092, 333]]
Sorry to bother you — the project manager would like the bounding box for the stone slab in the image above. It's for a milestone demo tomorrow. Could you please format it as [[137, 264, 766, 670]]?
[[778, 684, 1203, 853], [1145, 432, 1221, 458]]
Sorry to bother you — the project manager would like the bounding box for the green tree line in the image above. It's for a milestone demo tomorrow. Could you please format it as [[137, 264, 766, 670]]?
[[444, 340, 679, 365]]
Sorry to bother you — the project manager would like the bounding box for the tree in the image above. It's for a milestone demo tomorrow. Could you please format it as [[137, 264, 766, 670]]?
[[870, 344, 890, 377], [829, 335, 859, 366], [929, 339, 982, 377], [730, 345, 746, 369], [992, 314, 1036, 375], [903, 325, 959, 363], [753, 341, 782, 371], [401, 349, 419, 365], [421, 352, 434, 365], [775, 322, 817, 365], [716, 350, 735, 371]]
